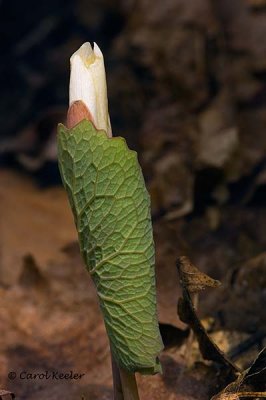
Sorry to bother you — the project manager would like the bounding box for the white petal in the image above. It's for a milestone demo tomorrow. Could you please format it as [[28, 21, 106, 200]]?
[[69, 42, 112, 136], [90, 43, 112, 136], [69, 43, 97, 123]]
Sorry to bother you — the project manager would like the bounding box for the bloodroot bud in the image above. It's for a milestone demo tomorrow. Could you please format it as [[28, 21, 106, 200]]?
[[69, 42, 112, 137]]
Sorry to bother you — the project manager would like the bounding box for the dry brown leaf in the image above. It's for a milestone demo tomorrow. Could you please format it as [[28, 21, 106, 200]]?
[[177, 256, 238, 375], [177, 256, 221, 293]]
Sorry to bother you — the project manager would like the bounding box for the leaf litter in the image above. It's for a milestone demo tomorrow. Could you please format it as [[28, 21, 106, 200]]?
[[176, 256, 266, 399]]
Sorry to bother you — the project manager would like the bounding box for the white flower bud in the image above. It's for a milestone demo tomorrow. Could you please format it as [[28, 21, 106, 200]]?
[[69, 42, 112, 137]]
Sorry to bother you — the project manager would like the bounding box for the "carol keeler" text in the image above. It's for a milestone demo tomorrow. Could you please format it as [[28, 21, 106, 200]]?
[[8, 371, 85, 380]]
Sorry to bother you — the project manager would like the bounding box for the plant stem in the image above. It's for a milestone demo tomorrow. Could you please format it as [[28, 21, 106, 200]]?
[[111, 351, 124, 400], [119, 368, 140, 400]]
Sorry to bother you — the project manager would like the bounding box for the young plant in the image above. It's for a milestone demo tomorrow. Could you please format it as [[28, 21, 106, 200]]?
[[57, 43, 163, 399]]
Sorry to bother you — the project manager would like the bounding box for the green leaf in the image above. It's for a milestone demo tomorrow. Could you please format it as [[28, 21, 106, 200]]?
[[57, 120, 163, 374]]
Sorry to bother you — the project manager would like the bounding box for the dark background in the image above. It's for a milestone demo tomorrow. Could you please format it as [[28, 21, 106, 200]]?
[[1, 0, 266, 200]]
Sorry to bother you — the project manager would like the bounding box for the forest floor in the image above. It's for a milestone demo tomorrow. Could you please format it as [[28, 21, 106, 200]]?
[[0, 168, 265, 400], [1, 0, 266, 398]]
